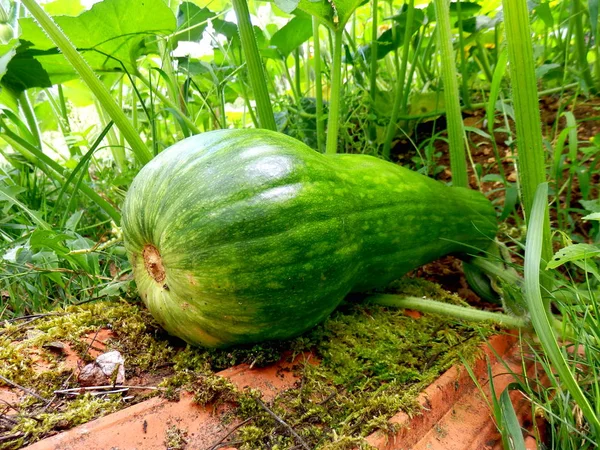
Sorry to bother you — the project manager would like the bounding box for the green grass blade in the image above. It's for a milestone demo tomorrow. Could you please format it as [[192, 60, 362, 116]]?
[[499, 387, 527, 450], [524, 183, 600, 434]]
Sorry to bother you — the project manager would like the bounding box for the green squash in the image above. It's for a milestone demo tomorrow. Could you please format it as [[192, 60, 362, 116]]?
[[122, 129, 497, 348]]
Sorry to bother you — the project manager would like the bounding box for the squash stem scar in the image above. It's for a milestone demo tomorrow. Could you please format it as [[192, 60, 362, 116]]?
[[143, 244, 166, 283]]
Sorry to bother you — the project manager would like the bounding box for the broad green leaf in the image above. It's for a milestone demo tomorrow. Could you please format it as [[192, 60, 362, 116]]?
[[581, 199, 600, 212], [535, 63, 561, 80], [4, 0, 176, 91], [275, 0, 301, 14], [534, 2, 554, 28], [29, 229, 73, 256], [0, 38, 18, 79], [282, 0, 368, 30], [546, 243, 600, 269], [449, 1, 481, 16], [173, 2, 215, 46], [409, 91, 445, 116], [583, 212, 600, 221], [462, 15, 497, 33], [43, 0, 85, 16], [270, 16, 313, 56]]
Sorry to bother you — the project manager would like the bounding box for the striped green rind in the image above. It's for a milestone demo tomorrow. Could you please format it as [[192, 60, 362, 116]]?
[[122, 129, 497, 348]]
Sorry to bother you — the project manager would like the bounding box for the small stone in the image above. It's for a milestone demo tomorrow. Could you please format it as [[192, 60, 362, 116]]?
[[78, 351, 126, 387], [96, 351, 126, 384], [78, 363, 109, 387], [43, 341, 66, 352]]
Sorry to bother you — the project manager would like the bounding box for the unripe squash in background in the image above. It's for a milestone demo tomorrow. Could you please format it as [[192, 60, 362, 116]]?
[[122, 129, 497, 348]]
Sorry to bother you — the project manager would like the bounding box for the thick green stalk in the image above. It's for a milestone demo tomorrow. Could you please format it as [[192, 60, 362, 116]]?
[[369, 294, 529, 329], [325, 28, 344, 154], [369, 0, 378, 102], [434, 0, 468, 187], [501, 0, 552, 267], [21, 0, 152, 165], [383, 0, 415, 158], [231, 0, 276, 131], [313, 17, 325, 152], [524, 184, 600, 434]]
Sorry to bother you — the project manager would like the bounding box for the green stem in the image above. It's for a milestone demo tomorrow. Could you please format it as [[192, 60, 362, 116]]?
[[56, 85, 81, 156], [573, 0, 597, 92], [383, 0, 415, 159], [402, 26, 425, 111], [313, 17, 325, 152], [501, 0, 553, 279], [370, 0, 378, 102], [158, 39, 183, 110], [369, 294, 530, 329], [434, 0, 468, 188], [137, 73, 200, 135], [475, 39, 494, 83], [231, 0, 276, 131], [455, 0, 472, 109], [325, 28, 344, 154], [18, 91, 41, 147], [294, 48, 302, 98], [20, 0, 152, 165]]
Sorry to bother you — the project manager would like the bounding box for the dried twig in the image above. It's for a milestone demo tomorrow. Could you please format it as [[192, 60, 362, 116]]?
[[0, 432, 26, 443], [206, 417, 255, 450], [4, 313, 63, 324], [54, 385, 164, 395], [58, 388, 130, 397], [0, 375, 49, 405], [255, 398, 311, 450]]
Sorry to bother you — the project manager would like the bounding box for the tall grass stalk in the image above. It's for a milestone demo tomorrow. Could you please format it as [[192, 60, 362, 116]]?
[[20, 0, 152, 165], [572, 0, 597, 92], [231, 0, 276, 131], [433, 0, 468, 187], [325, 28, 344, 154], [370, 0, 379, 102], [501, 0, 553, 274], [383, 0, 415, 159], [313, 17, 325, 152]]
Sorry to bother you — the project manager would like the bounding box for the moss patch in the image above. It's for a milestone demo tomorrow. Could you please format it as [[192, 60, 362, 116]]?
[[0, 278, 495, 449]]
